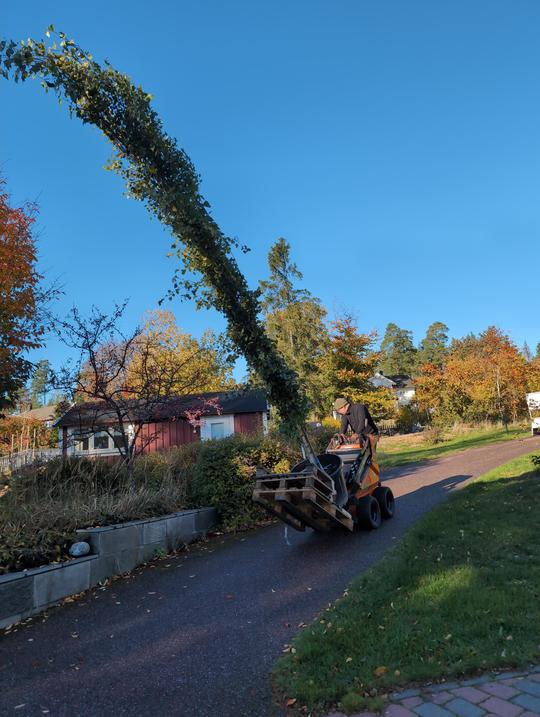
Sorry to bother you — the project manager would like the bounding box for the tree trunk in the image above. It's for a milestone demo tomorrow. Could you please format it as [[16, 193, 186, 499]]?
[[127, 457, 136, 494]]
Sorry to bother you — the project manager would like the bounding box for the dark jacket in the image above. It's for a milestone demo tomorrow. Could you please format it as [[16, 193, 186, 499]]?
[[339, 403, 378, 438]]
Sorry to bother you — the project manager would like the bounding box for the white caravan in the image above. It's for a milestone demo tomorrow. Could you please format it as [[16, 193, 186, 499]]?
[[526, 391, 540, 436]]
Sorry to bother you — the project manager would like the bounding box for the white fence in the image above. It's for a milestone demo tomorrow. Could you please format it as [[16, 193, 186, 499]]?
[[0, 448, 62, 474]]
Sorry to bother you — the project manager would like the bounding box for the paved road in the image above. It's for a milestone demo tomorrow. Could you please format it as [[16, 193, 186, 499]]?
[[1, 436, 539, 717]]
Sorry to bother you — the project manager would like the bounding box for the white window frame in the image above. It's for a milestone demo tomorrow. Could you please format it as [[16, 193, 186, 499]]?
[[200, 414, 235, 441], [66, 425, 133, 456]]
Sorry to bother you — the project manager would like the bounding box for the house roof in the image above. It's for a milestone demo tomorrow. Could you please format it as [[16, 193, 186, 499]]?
[[369, 373, 396, 387], [55, 390, 268, 427], [15, 405, 58, 422], [387, 375, 414, 389]]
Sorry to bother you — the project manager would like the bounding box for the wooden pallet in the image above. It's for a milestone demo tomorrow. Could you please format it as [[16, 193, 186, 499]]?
[[254, 467, 335, 499], [253, 469, 354, 533]]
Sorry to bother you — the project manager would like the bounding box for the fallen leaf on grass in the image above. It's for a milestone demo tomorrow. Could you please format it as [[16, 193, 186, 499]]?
[[374, 665, 387, 677], [345, 657, 353, 663], [286, 698, 297, 706]]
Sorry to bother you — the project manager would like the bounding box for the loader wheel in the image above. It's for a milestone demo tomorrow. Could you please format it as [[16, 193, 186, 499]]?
[[374, 486, 395, 519], [356, 495, 381, 530]]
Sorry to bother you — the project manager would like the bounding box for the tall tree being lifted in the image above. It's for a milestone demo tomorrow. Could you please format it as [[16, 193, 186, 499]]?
[[0, 30, 308, 437]]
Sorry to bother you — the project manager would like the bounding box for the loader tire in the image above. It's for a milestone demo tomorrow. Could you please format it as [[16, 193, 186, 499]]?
[[356, 495, 381, 530], [374, 486, 395, 519]]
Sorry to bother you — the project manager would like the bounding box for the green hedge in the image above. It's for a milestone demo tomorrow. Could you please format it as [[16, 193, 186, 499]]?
[[187, 433, 299, 530]]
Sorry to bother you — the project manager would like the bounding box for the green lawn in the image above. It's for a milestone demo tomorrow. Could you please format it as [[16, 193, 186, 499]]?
[[274, 451, 540, 715], [378, 425, 530, 469]]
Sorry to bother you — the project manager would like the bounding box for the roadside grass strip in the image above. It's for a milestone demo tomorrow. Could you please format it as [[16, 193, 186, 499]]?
[[379, 426, 529, 468], [274, 452, 540, 714]]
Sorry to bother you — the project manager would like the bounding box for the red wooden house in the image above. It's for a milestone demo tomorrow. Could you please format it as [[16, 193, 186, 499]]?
[[56, 390, 268, 458]]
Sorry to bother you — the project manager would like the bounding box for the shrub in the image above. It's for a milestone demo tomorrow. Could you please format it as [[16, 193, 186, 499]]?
[[306, 422, 338, 454], [188, 433, 298, 530], [423, 426, 444, 445], [396, 405, 422, 433]]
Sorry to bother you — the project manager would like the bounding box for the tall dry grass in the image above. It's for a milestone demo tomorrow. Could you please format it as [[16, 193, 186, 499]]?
[[0, 450, 197, 574]]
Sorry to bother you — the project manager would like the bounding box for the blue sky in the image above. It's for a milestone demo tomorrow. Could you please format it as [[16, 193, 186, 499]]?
[[1, 1, 540, 380]]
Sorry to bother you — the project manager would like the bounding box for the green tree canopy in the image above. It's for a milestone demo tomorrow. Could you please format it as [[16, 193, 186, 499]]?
[[30, 359, 52, 406], [259, 238, 309, 311], [259, 239, 329, 417], [379, 323, 417, 376], [417, 322, 449, 368]]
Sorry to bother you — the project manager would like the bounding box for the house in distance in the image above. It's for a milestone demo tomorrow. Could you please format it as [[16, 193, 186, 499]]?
[[369, 372, 416, 406], [55, 389, 268, 459]]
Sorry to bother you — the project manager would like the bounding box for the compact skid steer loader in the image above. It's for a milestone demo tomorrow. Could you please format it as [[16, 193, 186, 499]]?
[[252, 431, 395, 533]]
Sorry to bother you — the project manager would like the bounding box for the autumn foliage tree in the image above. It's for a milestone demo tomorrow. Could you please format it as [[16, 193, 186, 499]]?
[[416, 327, 529, 425], [320, 314, 396, 420], [0, 179, 50, 413], [54, 303, 223, 490], [127, 310, 235, 394]]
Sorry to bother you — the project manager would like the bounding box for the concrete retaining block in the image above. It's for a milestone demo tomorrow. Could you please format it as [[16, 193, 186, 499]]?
[[166, 512, 195, 549], [33, 557, 94, 607], [143, 520, 167, 545], [0, 573, 34, 620], [138, 543, 165, 563], [195, 507, 217, 533], [0, 507, 216, 630], [90, 554, 117, 586], [93, 524, 141, 556], [114, 548, 141, 575]]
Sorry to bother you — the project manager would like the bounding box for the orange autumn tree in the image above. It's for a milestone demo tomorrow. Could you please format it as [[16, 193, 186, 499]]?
[[126, 309, 235, 394], [320, 313, 396, 420], [0, 179, 51, 413], [526, 358, 540, 393], [416, 327, 528, 425]]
